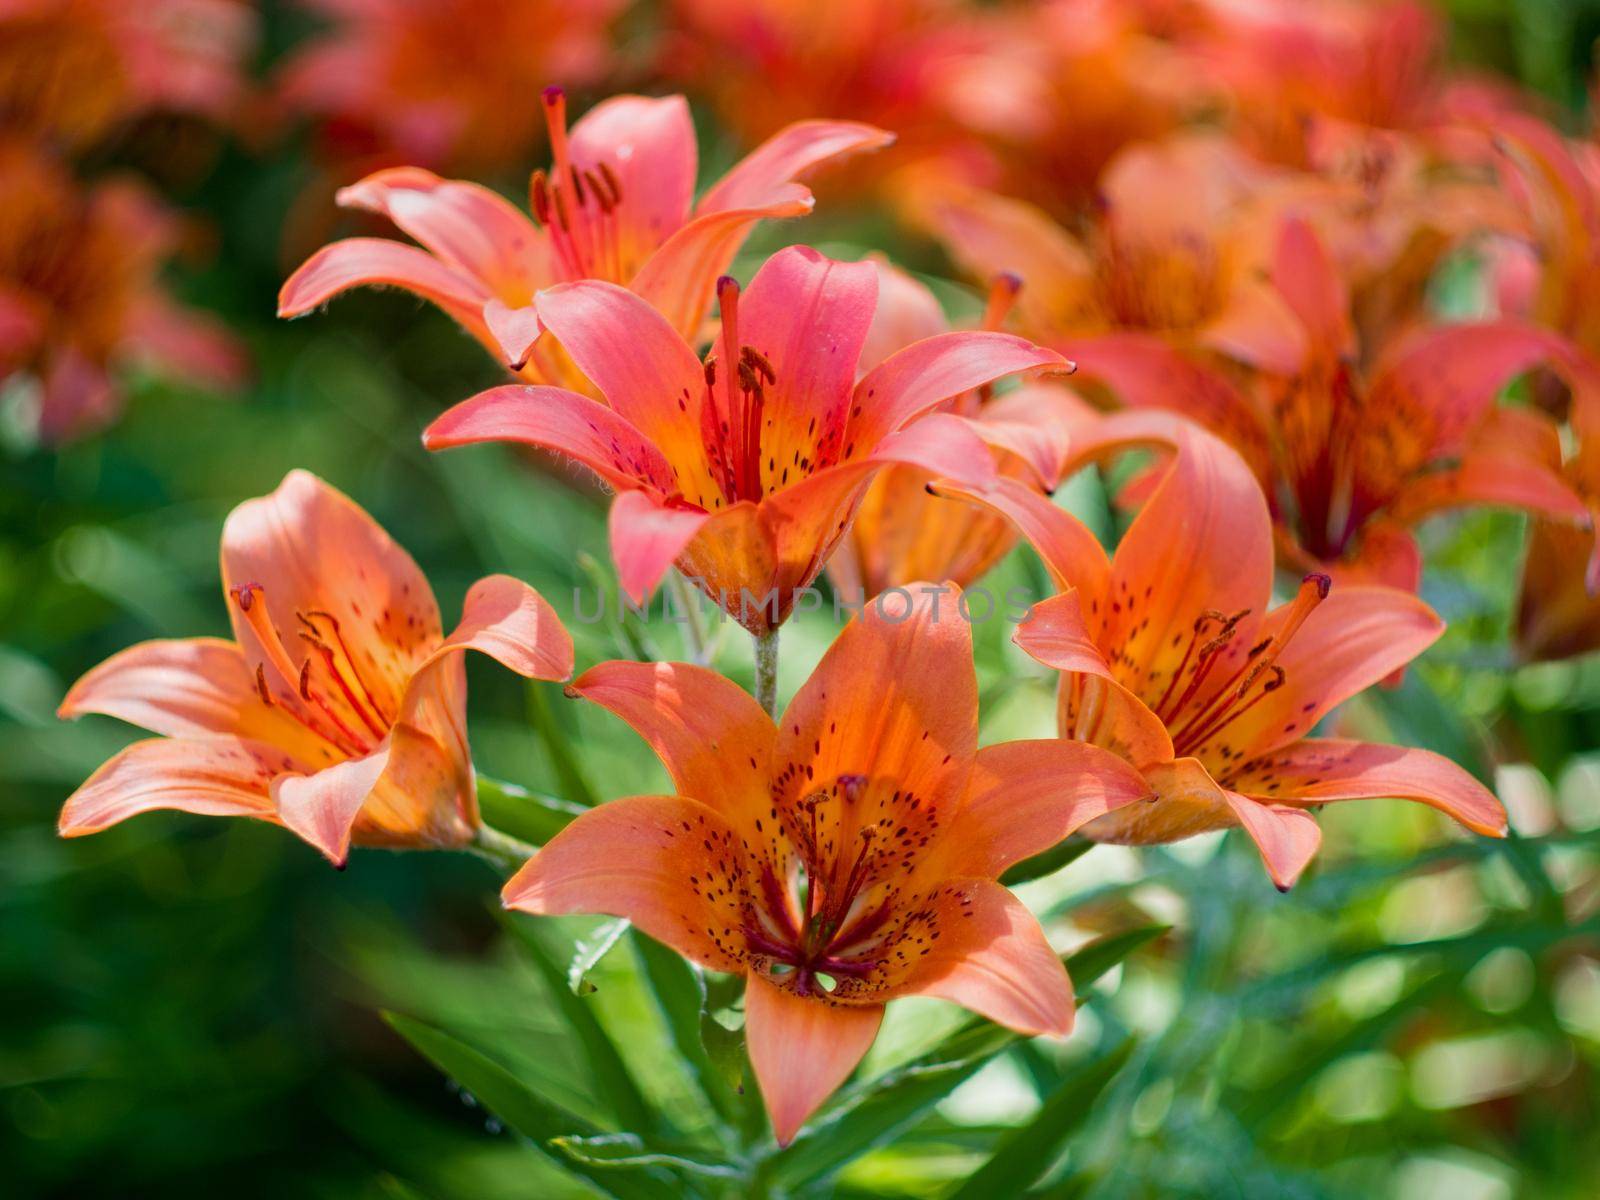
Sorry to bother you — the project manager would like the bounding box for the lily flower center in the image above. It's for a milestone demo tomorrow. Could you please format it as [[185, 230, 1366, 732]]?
[[740, 773, 940, 1000], [1148, 573, 1331, 763], [230, 582, 394, 758], [699, 275, 785, 505], [532, 86, 629, 284], [1097, 231, 1225, 332]]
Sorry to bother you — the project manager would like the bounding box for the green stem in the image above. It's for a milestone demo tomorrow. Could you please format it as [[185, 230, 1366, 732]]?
[[668, 569, 711, 664], [753, 626, 780, 717], [470, 822, 541, 873]]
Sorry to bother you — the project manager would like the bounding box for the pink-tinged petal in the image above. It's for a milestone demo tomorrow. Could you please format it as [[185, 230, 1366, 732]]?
[[1324, 521, 1423, 593], [1356, 322, 1596, 503], [1228, 739, 1506, 837], [355, 721, 476, 850], [776, 583, 978, 818], [221, 470, 443, 720], [1198, 280, 1307, 376], [1064, 336, 1273, 483], [1269, 216, 1354, 360], [744, 972, 883, 1147], [123, 295, 248, 391], [889, 878, 1074, 1038], [1222, 793, 1322, 891], [860, 260, 948, 373], [271, 743, 391, 865], [482, 299, 543, 369], [533, 280, 714, 486], [629, 190, 812, 342], [848, 332, 1068, 455], [36, 349, 117, 444], [698, 119, 894, 215], [1214, 585, 1444, 761], [610, 492, 715, 604], [719, 247, 878, 491], [944, 740, 1152, 877], [424, 384, 678, 494], [570, 658, 776, 822], [970, 384, 1090, 489], [911, 185, 1094, 336], [335, 167, 551, 298], [278, 238, 490, 328], [503, 795, 747, 974], [569, 94, 698, 266], [1385, 453, 1589, 527], [1015, 591, 1174, 766], [59, 638, 295, 742], [59, 735, 294, 837], [930, 476, 1112, 599], [432, 574, 574, 683]]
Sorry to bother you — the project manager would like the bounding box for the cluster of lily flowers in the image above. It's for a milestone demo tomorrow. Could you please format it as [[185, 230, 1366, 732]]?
[[19, 0, 1600, 1148]]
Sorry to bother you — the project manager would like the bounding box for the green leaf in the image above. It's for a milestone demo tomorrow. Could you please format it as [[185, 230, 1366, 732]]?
[[503, 917, 657, 1134], [551, 1133, 744, 1182], [1065, 925, 1169, 992], [569, 918, 631, 996], [1000, 837, 1094, 888], [526, 680, 600, 807], [380, 1012, 664, 1200], [630, 932, 741, 1124], [944, 1040, 1135, 1199], [476, 776, 586, 845]]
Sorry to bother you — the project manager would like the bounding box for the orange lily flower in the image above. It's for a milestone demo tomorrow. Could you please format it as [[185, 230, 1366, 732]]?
[[0, 140, 245, 443], [0, 0, 253, 151], [276, 0, 623, 174], [424, 245, 1065, 632], [57, 470, 573, 865], [943, 0, 1215, 214], [912, 134, 1309, 379], [279, 88, 892, 397], [660, 0, 985, 195], [1516, 410, 1600, 661], [828, 261, 1090, 598], [504, 585, 1151, 1144], [940, 419, 1507, 889]]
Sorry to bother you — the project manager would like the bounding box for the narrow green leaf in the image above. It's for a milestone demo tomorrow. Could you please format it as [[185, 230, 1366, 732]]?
[[551, 1133, 744, 1181], [1065, 925, 1169, 992], [503, 917, 657, 1134], [380, 1012, 663, 1200], [630, 932, 741, 1124], [569, 918, 631, 996], [1000, 837, 1094, 887], [944, 1041, 1135, 1199], [476, 775, 586, 845]]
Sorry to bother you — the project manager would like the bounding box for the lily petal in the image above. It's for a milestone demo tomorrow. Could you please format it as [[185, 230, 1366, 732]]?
[[888, 878, 1075, 1038], [482, 299, 544, 369], [429, 574, 575, 684], [278, 237, 490, 328], [849, 332, 1068, 454], [335, 167, 551, 298], [744, 972, 883, 1147], [272, 741, 392, 865], [945, 740, 1152, 877], [424, 384, 678, 494], [1222, 792, 1323, 891], [502, 794, 748, 974], [775, 582, 978, 819], [59, 735, 294, 837], [698, 119, 894, 215], [569, 94, 698, 271], [610, 492, 715, 605], [930, 475, 1111, 598], [571, 658, 777, 822], [1228, 738, 1507, 837]]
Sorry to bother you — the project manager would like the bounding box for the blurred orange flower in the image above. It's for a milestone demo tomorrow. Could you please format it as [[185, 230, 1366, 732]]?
[[425, 245, 1064, 632], [828, 261, 1089, 598], [0, 140, 245, 442], [281, 89, 891, 396], [277, 0, 623, 174], [58, 470, 574, 865], [506, 586, 1149, 1143], [0, 0, 253, 151], [944, 419, 1506, 889]]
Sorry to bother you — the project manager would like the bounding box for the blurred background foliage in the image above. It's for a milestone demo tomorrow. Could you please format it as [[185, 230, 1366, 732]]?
[[4, 0, 1600, 1197]]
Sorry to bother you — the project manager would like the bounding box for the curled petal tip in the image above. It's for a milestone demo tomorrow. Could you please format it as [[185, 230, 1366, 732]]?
[[1274, 881, 1291, 894], [562, 684, 582, 699]]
